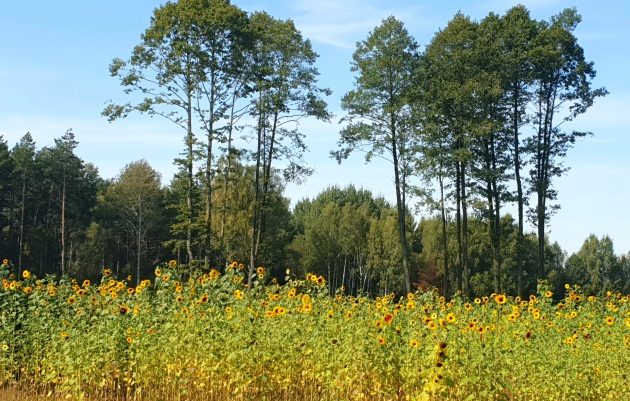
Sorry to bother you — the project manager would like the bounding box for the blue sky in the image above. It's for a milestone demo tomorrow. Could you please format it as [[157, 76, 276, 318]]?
[[1, 0, 629, 256]]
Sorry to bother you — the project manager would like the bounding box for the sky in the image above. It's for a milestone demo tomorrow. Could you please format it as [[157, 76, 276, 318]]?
[[1, 0, 629, 256]]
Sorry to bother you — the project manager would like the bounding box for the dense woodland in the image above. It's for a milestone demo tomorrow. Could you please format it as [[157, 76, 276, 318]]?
[[1, 1, 628, 297]]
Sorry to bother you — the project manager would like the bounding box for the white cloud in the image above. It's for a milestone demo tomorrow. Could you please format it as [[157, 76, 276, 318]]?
[[286, 0, 434, 49]]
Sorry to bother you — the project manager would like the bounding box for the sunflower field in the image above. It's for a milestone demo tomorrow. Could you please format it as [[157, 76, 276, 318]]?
[[0, 260, 628, 401]]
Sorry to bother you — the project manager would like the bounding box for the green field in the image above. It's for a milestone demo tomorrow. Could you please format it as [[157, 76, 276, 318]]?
[[1, 263, 628, 401]]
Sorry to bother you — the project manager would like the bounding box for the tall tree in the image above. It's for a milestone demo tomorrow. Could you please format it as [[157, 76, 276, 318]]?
[[11, 133, 36, 274], [53, 131, 80, 275], [189, 0, 250, 267], [247, 12, 330, 285], [421, 13, 478, 296], [527, 8, 607, 280], [470, 12, 512, 294], [104, 0, 209, 262], [0, 136, 15, 261], [333, 16, 419, 294], [499, 5, 538, 296]]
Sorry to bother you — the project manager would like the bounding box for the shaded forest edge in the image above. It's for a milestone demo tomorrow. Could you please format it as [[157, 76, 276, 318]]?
[[1, 1, 627, 298]]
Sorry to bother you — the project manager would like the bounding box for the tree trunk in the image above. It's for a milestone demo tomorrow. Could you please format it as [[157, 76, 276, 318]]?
[[221, 91, 238, 260], [186, 88, 195, 263], [137, 198, 142, 287], [391, 114, 411, 294], [205, 71, 216, 268], [512, 84, 525, 296], [18, 177, 26, 274], [460, 161, 470, 297], [455, 162, 463, 294], [438, 173, 449, 297], [490, 132, 502, 293], [60, 176, 66, 276], [248, 91, 264, 287]]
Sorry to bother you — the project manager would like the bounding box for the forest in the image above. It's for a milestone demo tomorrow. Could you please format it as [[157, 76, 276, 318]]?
[[0, 1, 628, 298]]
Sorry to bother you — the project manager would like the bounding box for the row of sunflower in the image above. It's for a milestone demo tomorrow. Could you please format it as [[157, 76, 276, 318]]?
[[0, 259, 628, 401]]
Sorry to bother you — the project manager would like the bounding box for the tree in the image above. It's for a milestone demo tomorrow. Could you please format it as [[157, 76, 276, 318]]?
[[106, 160, 162, 285], [190, 0, 250, 267], [334, 16, 419, 294], [527, 8, 607, 280], [421, 13, 478, 296], [246, 12, 330, 285], [0, 136, 15, 261], [104, 0, 209, 262], [565, 235, 622, 294], [499, 5, 538, 296], [10, 133, 36, 274]]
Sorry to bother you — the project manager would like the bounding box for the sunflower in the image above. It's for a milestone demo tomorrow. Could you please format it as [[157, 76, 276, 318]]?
[[23, 286, 33, 295], [154, 267, 162, 277], [409, 339, 419, 348], [494, 294, 507, 305], [317, 276, 326, 285], [604, 316, 615, 326], [256, 266, 265, 275], [119, 305, 130, 315], [234, 290, 244, 300], [22, 270, 31, 280], [383, 313, 393, 324], [1, 344, 8, 352], [67, 296, 77, 305], [168, 260, 177, 268], [1, 259, 8, 266], [446, 313, 456, 324], [544, 290, 553, 298], [377, 336, 386, 345]]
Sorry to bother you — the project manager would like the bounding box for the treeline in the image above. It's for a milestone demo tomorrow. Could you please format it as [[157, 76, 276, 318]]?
[[1, 1, 626, 296], [334, 6, 609, 296]]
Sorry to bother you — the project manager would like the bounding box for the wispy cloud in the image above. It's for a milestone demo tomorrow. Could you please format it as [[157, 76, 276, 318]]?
[[286, 0, 434, 49]]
